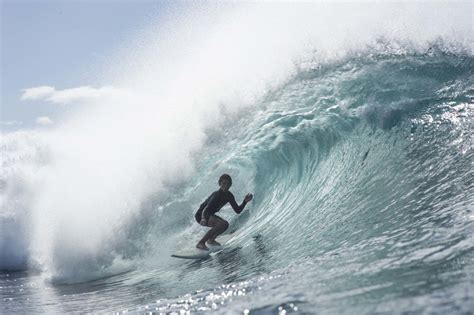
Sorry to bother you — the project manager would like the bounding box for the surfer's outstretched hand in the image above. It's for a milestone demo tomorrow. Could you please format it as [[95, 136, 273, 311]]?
[[244, 193, 253, 203]]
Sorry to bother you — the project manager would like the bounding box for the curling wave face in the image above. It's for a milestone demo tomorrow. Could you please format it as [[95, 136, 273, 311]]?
[[1, 3, 473, 314], [109, 51, 474, 313]]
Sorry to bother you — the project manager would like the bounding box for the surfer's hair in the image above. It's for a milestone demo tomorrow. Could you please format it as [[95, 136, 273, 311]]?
[[218, 174, 232, 187]]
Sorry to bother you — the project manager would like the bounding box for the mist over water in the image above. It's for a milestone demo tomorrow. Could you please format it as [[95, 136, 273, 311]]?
[[1, 2, 473, 314]]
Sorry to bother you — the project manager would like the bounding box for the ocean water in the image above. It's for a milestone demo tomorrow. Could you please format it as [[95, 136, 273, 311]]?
[[1, 3, 473, 314]]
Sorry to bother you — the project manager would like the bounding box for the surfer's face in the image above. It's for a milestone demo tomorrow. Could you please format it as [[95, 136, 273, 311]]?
[[219, 179, 230, 191]]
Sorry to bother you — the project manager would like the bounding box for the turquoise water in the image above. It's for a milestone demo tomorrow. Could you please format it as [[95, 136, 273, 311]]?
[[1, 4, 473, 314], [2, 49, 472, 315]]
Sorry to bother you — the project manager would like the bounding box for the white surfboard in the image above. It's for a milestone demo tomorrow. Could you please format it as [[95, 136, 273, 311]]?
[[171, 249, 212, 259], [171, 234, 234, 259]]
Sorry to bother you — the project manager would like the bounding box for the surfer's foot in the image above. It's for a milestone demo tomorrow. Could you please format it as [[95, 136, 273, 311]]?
[[196, 242, 209, 251], [207, 240, 221, 246]]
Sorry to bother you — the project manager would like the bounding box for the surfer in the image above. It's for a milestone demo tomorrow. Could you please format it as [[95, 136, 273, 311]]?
[[195, 174, 253, 250]]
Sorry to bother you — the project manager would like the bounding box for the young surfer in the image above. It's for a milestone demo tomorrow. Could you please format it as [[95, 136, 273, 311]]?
[[195, 174, 253, 250]]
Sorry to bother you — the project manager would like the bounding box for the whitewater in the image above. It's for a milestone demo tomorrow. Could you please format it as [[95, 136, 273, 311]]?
[[1, 3, 473, 314]]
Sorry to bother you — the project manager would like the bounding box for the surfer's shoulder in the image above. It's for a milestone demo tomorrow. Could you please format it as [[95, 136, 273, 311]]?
[[226, 190, 235, 199], [211, 189, 222, 198]]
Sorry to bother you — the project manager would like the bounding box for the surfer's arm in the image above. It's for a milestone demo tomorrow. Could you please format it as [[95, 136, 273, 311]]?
[[229, 193, 252, 214]]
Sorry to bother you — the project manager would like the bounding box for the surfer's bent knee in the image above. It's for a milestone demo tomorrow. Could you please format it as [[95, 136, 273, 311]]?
[[221, 220, 229, 229]]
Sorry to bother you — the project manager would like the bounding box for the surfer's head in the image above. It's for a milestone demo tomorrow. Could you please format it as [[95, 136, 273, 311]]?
[[218, 174, 232, 191]]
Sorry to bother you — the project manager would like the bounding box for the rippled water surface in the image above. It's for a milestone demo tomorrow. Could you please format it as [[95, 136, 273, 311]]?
[[1, 3, 473, 314]]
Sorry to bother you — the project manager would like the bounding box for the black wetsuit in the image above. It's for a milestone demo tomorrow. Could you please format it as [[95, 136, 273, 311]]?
[[195, 189, 247, 223]]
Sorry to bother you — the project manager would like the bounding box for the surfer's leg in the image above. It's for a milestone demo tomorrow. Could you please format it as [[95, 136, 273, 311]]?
[[196, 216, 220, 250], [196, 215, 228, 249], [208, 215, 228, 246]]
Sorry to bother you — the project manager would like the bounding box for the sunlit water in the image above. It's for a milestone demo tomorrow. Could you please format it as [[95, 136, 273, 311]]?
[[1, 3, 473, 314]]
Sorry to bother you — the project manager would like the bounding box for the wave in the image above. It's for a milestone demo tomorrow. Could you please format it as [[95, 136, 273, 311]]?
[[85, 49, 474, 282], [1, 4, 472, 296], [237, 51, 473, 267]]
